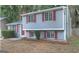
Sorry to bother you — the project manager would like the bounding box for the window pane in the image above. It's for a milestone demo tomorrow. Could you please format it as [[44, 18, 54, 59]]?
[[49, 11, 52, 20], [45, 12, 49, 21], [51, 32, 55, 38], [45, 11, 52, 21], [47, 32, 51, 38], [29, 32, 34, 37], [46, 31, 55, 38], [29, 15, 34, 22]]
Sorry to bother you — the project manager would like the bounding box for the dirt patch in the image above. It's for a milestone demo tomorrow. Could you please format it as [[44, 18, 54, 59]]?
[[0, 35, 79, 53]]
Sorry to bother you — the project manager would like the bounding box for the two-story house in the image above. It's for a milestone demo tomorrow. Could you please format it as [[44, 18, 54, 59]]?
[[7, 6, 72, 42]]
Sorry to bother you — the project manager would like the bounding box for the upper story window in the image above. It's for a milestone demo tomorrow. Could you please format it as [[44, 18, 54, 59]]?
[[29, 15, 34, 22], [26, 14, 36, 23], [42, 10, 56, 22], [45, 11, 52, 21]]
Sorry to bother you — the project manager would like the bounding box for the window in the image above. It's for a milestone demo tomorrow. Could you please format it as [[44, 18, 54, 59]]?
[[45, 12, 48, 21], [26, 14, 36, 23], [13, 25, 16, 30], [29, 15, 34, 22], [42, 10, 56, 22], [47, 31, 51, 38], [44, 31, 55, 38], [47, 31, 55, 38], [45, 11, 52, 21], [29, 32, 34, 37]]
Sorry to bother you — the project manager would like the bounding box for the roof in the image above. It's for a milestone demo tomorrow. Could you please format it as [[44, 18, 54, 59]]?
[[6, 21, 21, 26], [0, 16, 6, 21], [20, 6, 67, 16]]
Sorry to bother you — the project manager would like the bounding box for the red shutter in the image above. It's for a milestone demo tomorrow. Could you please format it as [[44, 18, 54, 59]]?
[[16, 24, 18, 32], [55, 31, 57, 39], [42, 12, 45, 22], [52, 10, 56, 21], [34, 14, 36, 22], [26, 15, 29, 23]]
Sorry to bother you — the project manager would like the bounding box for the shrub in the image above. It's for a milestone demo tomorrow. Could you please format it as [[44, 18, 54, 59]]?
[[34, 30, 40, 40], [1, 30, 16, 39]]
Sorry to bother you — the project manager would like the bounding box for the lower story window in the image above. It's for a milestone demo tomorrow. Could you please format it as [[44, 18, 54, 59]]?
[[29, 32, 34, 37], [47, 32, 51, 38], [44, 31, 55, 38]]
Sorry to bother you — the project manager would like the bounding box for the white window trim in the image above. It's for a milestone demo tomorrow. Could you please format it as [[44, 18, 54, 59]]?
[[23, 28, 64, 31], [46, 31, 55, 39], [45, 11, 52, 21]]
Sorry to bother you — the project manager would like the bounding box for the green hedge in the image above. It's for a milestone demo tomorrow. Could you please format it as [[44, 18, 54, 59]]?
[[1, 30, 16, 39], [34, 30, 40, 40]]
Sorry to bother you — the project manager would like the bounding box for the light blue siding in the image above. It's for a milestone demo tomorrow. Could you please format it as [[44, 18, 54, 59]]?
[[21, 9, 65, 40], [66, 8, 72, 39], [58, 31, 64, 40], [20, 7, 71, 41], [22, 10, 63, 29]]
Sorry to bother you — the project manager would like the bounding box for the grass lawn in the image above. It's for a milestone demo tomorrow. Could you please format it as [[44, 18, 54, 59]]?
[[70, 34, 79, 46], [72, 39, 79, 46]]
